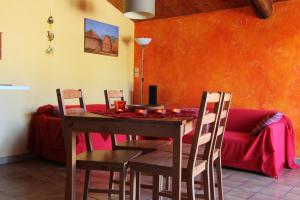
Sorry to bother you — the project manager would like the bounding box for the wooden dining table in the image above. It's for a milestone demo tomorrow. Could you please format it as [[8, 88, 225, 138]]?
[[62, 112, 195, 200]]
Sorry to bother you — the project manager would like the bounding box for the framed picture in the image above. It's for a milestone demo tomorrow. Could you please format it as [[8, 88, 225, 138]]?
[[84, 18, 119, 57]]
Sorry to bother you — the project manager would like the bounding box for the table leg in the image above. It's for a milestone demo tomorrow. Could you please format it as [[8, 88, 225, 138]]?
[[172, 128, 183, 200], [64, 123, 76, 200]]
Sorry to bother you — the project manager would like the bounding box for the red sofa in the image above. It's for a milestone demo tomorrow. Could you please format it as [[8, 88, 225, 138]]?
[[29, 105, 298, 178], [28, 104, 127, 163], [183, 108, 298, 178]]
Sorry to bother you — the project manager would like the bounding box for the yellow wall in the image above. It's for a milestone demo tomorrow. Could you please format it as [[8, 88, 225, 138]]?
[[0, 0, 134, 158]]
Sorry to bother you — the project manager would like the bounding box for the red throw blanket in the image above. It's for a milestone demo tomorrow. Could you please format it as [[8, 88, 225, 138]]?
[[28, 104, 126, 163], [182, 110, 298, 178], [239, 117, 298, 177], [220, 110, 298, 178]]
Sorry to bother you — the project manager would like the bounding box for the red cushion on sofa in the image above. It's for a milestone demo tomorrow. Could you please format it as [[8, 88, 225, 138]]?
[[226, 109, 275, 132], [222, 131, 255, 161]]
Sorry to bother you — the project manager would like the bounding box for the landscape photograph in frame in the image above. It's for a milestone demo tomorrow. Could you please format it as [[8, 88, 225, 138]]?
[[84, 18, 119, 57]]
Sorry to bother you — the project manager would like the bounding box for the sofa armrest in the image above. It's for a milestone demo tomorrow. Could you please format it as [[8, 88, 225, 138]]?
[[258, 120, 285, 136]]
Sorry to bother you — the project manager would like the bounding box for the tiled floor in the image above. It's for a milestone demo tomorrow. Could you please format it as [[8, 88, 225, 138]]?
[[0, 160, 300, 200]]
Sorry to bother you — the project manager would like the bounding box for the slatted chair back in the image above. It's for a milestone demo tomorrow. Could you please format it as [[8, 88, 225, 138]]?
[[56, 89, 87, 116], [56, 89, 92, 151], [104, 89, 125, 109], [214, 92, 232, 151], [104, 89, 135, 147], [188, 92, 223, 172]]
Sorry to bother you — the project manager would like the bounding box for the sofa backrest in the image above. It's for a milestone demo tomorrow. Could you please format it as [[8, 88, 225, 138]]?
[[226, 108, 276, 132]]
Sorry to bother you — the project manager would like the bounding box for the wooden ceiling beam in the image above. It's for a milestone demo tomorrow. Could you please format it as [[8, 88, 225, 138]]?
[[107, 0, 281, 20], [250, 0, 274, 19]]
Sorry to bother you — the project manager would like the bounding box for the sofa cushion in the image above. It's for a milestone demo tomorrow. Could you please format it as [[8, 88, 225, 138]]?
[[250, 112, 283, 136], [226, 109, 275, 132], [222, 131, 255, 161]]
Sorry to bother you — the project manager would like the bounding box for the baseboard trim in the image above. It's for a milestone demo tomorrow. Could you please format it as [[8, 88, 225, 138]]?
[[0, 153, 34, 165]]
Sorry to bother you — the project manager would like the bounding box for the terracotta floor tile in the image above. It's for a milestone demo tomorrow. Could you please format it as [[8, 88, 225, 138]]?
[[248, 193, 281, 200], [283, 192, 300, 200], [224, 194, 247, 200], [259, 187, 288, 198], [289, 187, 300, 195], [237, 182, 264, 193], [0, 160, 299, 199], [225, 188, 255, 198]]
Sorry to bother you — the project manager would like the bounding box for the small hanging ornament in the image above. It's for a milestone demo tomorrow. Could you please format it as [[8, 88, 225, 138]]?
[[46, 11, 55, 54], [46, 46, 54, 54], [47, 31, 55, 42], [47, 15, 54, 24]]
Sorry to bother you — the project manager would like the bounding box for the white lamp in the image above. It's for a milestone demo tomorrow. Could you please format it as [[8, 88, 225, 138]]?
[[123, 0, 155, 20], [135, 37, 152, 104]]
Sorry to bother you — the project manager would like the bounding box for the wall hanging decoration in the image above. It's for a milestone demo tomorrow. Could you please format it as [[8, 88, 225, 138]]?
[[84, 18, 119, 57], [46, 13, 54, 54]]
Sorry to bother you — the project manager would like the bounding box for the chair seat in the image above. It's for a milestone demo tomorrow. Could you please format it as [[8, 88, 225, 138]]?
[[162, 143, 197, 154], [129, 151, 207, 176], [116, 140, 171, 153], [163, 143, 220, 160], [77, 150, 142, 170]]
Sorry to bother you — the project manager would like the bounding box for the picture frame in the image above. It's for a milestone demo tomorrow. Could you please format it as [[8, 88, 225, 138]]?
[[84, 18, 119, 57]]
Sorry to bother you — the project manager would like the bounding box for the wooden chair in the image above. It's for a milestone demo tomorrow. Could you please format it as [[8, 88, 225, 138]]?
[[209, 92, 232, 200], [104, 89, 171, 154], [57, 89, 142, 200], [129, 92, 224, 200], [161, 93, 232, 200], [104, 89, 125, 110], [104, 89, 172, 192]]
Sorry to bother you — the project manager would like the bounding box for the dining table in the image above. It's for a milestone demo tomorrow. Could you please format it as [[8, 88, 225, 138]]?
[[62, 111, 196, 200]]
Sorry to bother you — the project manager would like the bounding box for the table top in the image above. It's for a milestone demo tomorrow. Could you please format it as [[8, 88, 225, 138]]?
[[64, 112, 195, 126]]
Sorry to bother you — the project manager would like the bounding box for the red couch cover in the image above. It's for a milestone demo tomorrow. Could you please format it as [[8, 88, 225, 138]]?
[[183, 108, 298, 178], [28, 104, 126, 163], [29, 105, 298, 178]]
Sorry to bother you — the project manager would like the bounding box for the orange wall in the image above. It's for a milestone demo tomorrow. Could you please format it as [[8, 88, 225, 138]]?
[[134, 0, 300, 156]]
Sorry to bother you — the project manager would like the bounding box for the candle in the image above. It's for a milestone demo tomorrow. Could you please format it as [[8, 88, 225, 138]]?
[[172, 108, 181, 114], [155, 109, 166, 114], [114, 100, 126, 113], [135, 109, 147, 115]]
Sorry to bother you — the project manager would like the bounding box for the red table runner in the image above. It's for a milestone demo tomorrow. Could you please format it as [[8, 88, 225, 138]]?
[[92, 108, 199, 119]]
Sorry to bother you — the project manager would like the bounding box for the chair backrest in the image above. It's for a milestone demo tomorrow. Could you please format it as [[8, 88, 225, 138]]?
[[104, 89, 134, 147], [56, 89, 92, 151], [214, 92, 232, 151], [188, 92, 223, 172], [104, 89, 125, 109], [56, 89, 87, 117]]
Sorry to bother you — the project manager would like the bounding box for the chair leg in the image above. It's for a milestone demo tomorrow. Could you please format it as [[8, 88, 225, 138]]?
[[153, 175, 161, 200], [130, 168, 136, 200], [164, 176, 171, 190], [136, 171, 141, 200], [83, 170, 90, 200], [119, 168, 126, 200], [108, 170, 115, 197], [216, 157, 224, 200], [203, 167, 211, 200], [187, 176, 195, 200], [210, 161, 216, 200]]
